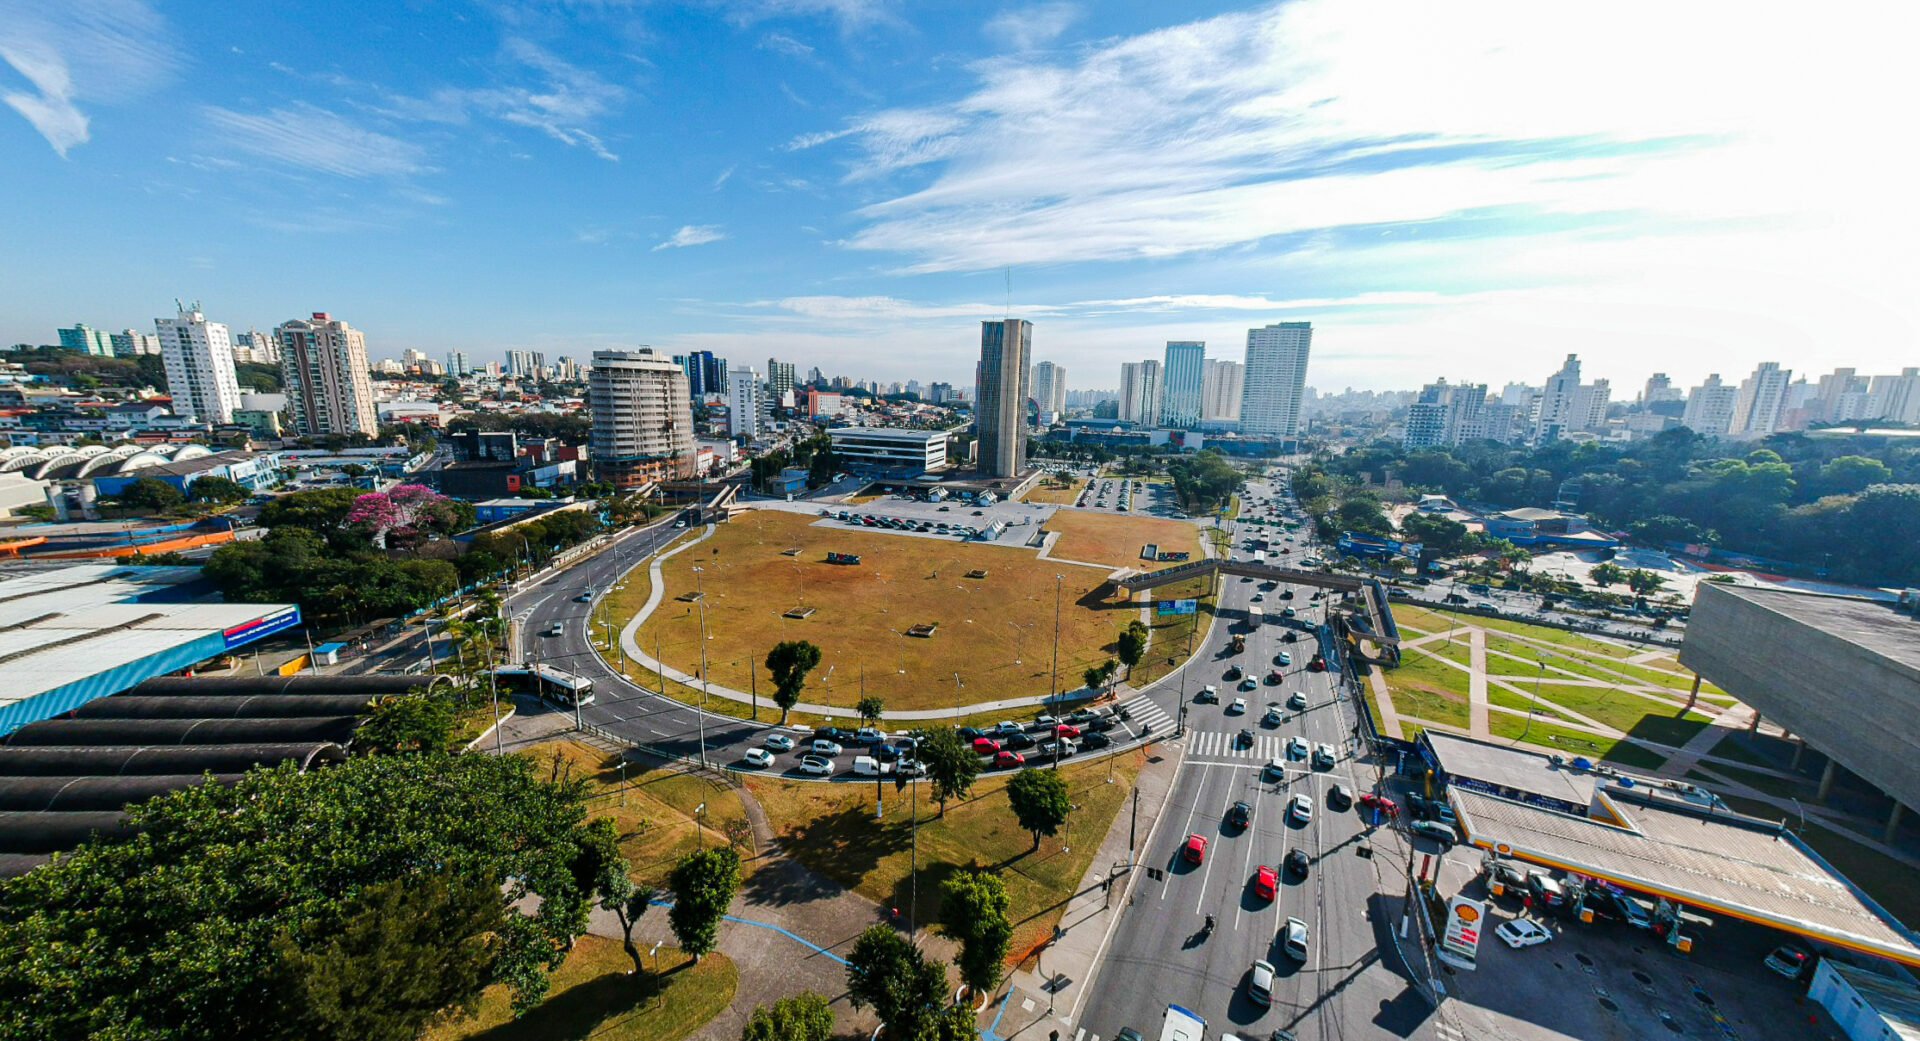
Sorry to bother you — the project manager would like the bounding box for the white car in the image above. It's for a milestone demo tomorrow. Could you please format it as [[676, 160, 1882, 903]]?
[[1290, 793, 1313, 822], [1282, 916, 1310, 961], [810, 739, 843, 757], [1312, 743, 1337, 769], [742, 748, 775, 769], [1495, 918, 1553, 949], [1228, 698, 1247, 715], [764, 734, 795, 752], [798, 755, 834, 776], [1263, 756, 1286, 779], [1247, 959, 1276, 1006], [1286, 736, 1309, 759]]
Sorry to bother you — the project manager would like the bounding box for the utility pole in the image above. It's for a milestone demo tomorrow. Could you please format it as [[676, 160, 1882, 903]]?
[[693, 567, 710, 767], [1129, 786, 1140, 860], [1050, 573, 1063, 702]]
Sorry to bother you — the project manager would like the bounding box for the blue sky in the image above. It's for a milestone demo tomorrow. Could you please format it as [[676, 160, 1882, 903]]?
[[2, 0, 1915, 391]]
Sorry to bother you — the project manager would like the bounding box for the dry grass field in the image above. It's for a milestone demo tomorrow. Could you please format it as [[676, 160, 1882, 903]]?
[[1041, 510, 1204, 568], [1021, 476, 1088, 504], [631, 511, 1139, 711]]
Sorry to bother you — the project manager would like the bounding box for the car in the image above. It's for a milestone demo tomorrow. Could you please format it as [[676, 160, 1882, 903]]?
[[1182, 833, 1208, 864], [993, 750, 1027, 769], [1312, 743, 1336, 769], [1247, 958, 1277, 1006], [1080, 730, 1112, 750], [991, 721, 1024, 736], [1289, 793, 1313, 822], [1327, 783, 1353, 808], [1358, 792, 1398, 817], [956, 726, 984, 742], [1253, 866, 1278, 901], [1410, 820, 1457, 846], [871, 744, 901, 763], [1066, 709, 1099, 725], [573, 592, 593, 603], [1227, 800, 1252, 828], [1284, 847, 1310, 878], [1280, 589, 1295, 600], [1284, 631, 1300, 643], [543, 623, 564, 637], [1275, 652, 1293, 667], [1224, 665, 1244, 680], [1764, 944, 1814, 981], [1287, 691, 1307, 710], [1032, 714, 1060, 730], [1282, 917, 1310, 961], [937, 505, 951, 511], [742, 748, 775, 768], [1039, 739, 1078, 759], [1487, 861, 1529, 896], [1004, 731, 1036, 750], [1281, 607, 1297, 618], [1251, 592, 1265, 602], [1495, 918, 1554, 949], [1263, 704, 1284, 725], [1527, 872, 1566, 910], [1286, 736, 1309, 759], [798, 755, 834, 776], [1229, 697, 1248, 713], [1238, 678, 1258, 692], [1235, 728, 1254, 748], [810, 739, 843, 757], [1115, 1030, 1144, 1041], [854, 727, 885, 745], [1263, 756, 1286, 779], [1053, 723, 1082, 738], [972, 737, 1002, 756], [814, 726, 854, 744], [764, 734, 795, 752], [674, 519, 688, 528], [973, 509, 985, 516], [1195, 685, 1220, 704]]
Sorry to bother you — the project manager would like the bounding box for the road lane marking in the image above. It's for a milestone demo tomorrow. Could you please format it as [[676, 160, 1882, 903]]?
[[1163, 762, 1213, 903]]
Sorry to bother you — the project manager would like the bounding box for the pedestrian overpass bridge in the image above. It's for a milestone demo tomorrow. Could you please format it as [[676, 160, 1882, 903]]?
[[1107, 558, 1403, 665]]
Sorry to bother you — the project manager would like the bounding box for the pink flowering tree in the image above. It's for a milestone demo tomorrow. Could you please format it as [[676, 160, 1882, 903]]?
[[346, 484, 465, 549]]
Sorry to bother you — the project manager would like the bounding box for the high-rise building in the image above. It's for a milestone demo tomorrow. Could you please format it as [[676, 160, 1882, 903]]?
[[58, 323, 114, 356], [1159, 341, 1206, 429], [976, 319, 1031, 478], [1029, 360, 1067, 423], [229, 329, 279, 365], [1202, 359, 1244, 422], [506, 349, 536, 379], [446, 350, 470, 377], [1239, 322, 1311, 437], [1866, 368, 1920, 426], [1682, 373, 1739, 436], [728, 367, 764, 439], [1402, 379, 1489, 449], [1642, 373, 1679, 404], [109, 329, 161, 358], [1533, 355, 1583, 443], [682, 350, 723, 398], [929, 381, 953, 404], [1119, 360, 1161, 426], [276, 312, 379, 438], [1811, 368, 1870, 424], [1570, 379, 1612, 433], [1729, 362, 1792, 438], [155, 302, 243, 424], [589, 348, 697, 488], [765, 358, 796, 401]]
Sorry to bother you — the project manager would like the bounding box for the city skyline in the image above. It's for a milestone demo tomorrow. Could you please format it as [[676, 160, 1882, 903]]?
[[4, 1, 1915, 390]]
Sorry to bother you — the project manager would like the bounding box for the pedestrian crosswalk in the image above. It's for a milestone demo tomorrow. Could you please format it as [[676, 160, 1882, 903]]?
[[1188, 728, 1296, 761], [1113, 696, 1173, 736]]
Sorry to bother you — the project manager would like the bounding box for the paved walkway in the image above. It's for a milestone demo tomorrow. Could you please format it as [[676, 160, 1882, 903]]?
[[1466, 628, 1489, 738]]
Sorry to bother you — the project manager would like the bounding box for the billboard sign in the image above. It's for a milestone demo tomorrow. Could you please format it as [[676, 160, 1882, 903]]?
[[1157, 599, 1199, 616], [223, 606, 302, 649], [1437, 895, 1485, 970]]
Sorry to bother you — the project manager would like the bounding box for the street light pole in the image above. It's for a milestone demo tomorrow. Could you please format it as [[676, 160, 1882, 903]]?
[[1050, 573, 1063, 703], [692, 567, 711, 767]]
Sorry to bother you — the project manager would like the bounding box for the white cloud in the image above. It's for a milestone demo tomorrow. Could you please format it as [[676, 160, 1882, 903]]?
[[654, 224, 727, 250], [713, 164, 736, 189], [759, 32, 815, 57], [0, 0, 170, 155], [983, 3, 1078, 51], [749, 295, 1060, 321], [375, 38, 625, 161], [202, 103, 431, 178]]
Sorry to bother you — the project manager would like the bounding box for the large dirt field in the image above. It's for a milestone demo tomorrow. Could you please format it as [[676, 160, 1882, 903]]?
[[630, 511, 1140, 711], [1041, 510, 1204, 568]]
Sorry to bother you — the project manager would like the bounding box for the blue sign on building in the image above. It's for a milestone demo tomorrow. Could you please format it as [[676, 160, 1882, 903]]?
[[1157, 599, 1199, 616]]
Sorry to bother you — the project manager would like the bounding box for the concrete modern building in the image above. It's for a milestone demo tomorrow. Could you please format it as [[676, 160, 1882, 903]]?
[[154, 302, 243, 425], [446, 350, 470, 377], [230, 329, 279, 365], [828, 426, 949, 473], [1682, 373, 1739, 435], [1029, 360, 1067, 424], [975, 319, 1031, 478], [681, 350, 723, 399], [108, 329, 161, 358], [1679, 582, 1920, 842], [1402, 379, 1488, 449], [1240, 322, 1311, 437], [1160, 340, 1206, 429], [1202, 358, 1243, 422], [57, 323, 114, 357], [1533, 354, 1584, 443], [765, 358, 796, 402], [1730, 361, 1792, 438], [727, 366, 763, 439], [1642, 372, 1680, 404], [276, 312, 378, 438], [1867, 368, 1920, 426], [588, 348, 697, 488], [1119, 360, 1161, 426]]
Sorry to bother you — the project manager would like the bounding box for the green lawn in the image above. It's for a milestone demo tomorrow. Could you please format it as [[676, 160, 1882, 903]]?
[[424, 938, 736, 1041], [1485, 684, 1580, 724]]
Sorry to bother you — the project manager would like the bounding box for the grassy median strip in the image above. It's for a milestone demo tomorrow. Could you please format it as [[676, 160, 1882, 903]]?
[[426, 938, 736, 1041]]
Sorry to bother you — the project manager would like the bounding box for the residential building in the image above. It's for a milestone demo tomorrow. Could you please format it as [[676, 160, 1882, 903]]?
[[1160, 341, 1206, 429], [109, 329, 161, 358], [1119, 360, 1161, 426], [1240, 322, 1311, 437], [727, 366, 763, 438], [1682, 374, 1739, 435], [1866, 368, 1920, 425], [682, 350, 723, 398], [975, 319, 1031, 478], [805, 389, 850, 419], [929, 381, 953, 404], [1402, 379, 1488, 449], [1729, 362, 1792, 438], [231, 329, 279, 365], [506, 349, 536, 379], [828, 427, 949, 473], [274, 313, 378, 438], [587, 348, 697, 488], [1029, 360, 1067, 424], [446, 350, 470, 377], [155, 302, 243, 424], [1570, 378, 1611, 433], [1642, 373, 1680, 404], [765, 358, 796, 401], [1532, 354, 1583, 443], [1202, 358, 1244, 422], [57, 323, 113, 357]]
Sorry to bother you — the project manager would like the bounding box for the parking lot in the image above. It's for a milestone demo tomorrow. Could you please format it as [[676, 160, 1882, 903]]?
[[750, 493, 1057, 547], [1075, 475, 1188, 519]]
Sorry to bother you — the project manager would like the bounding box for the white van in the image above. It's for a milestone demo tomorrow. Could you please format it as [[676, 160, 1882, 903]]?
[[852, 755, 887, 776]]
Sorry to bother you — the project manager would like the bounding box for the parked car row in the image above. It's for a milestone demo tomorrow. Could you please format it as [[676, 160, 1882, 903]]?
[[830, 510, 984, 539], [739, 704, 1133, 775]]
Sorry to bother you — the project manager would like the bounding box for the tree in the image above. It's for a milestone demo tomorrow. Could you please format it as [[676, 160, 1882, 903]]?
[[1005, 767, 1072, 850], [267, 872, 504, 1041], [575, 818, 656, 979], [355, 694, 457, 755], [1083, 659, 1118, 693], [1625, 569, 1666, 596], [260, 487, 364, 533], [764, 640, 823, 725], [940, 870, 1013, 997], [187, 475, 249, 504], [1817, 455, 1894, 497], [1116, 620, 1148, 680], [918, 726, 980, 816], [855, 696, 886, 728], [0, 753, 601, 1040], [667, 846, 741, 962], [116, 476, 186, 511], [845, 925, 947, 1036], [1589, 562, 1626, 588], [742, 993, 835, 1041]]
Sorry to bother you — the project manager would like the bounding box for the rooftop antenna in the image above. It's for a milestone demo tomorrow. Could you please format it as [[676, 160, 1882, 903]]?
[[1005, 266, 1011, 319]]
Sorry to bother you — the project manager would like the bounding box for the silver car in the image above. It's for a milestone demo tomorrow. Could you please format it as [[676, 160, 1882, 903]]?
[[1282, 916, 1310, 961]]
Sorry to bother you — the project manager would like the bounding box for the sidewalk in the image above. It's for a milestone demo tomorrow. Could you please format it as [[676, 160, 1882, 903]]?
[[981, 734, 1188, 1041]]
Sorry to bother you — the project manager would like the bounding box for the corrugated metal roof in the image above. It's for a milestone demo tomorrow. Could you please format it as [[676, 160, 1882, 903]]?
[[1827, 961, 1920, 1041], [1425, 730, 1598, 806], [1454, 787, 1920, 965]]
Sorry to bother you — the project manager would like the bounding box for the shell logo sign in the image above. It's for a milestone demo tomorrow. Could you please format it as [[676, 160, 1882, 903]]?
[[1454, 904, 1481, 925], [1495, 843, 1512, 856], [1438, 895, 1487, 971]]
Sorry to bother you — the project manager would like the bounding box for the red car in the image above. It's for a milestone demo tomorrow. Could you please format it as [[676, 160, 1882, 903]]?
[[1253, 865, 1278, 900], [1054, 723, 1082, 738], [973, 737, 1001, 756], [993, 750, 1026, 769], [1359, 793, 1398, 816], [1183, 834, 1208, 864]]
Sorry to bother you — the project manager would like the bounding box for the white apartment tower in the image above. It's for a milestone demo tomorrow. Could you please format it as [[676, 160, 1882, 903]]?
[[1119, 360, 1161, 426], [1202, 359, 1244, 422], [1029, 361, 1067, 423], [1532, 354, 1583, 443], [1729, 362, 1792, 438], [154, 302, 243, 424], [276, 312, 379, 438], [1682, 374, 1739, 435], [1239, 322, 1311, 437], [588, 348, 697, 488], [728, 367, 764, 439]]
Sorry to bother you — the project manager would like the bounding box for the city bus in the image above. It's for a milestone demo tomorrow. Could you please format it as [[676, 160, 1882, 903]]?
[[1159, 1003, 1206, 1041], [491, 664, 596, 707]]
